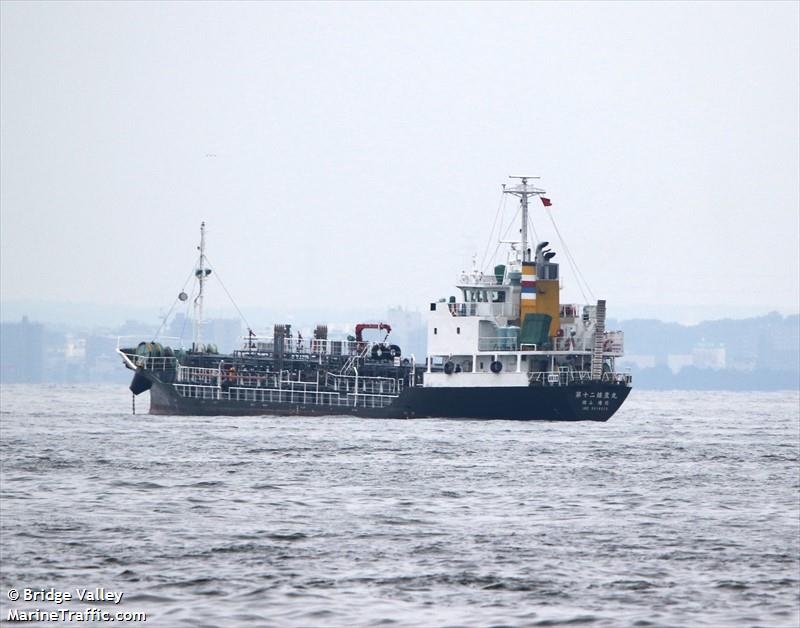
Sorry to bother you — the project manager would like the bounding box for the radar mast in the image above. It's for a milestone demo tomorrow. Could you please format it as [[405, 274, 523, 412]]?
[[504, 176, 546, 262]]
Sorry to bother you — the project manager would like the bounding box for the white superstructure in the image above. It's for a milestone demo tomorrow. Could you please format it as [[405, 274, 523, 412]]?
[[424, 177, 627, 388]]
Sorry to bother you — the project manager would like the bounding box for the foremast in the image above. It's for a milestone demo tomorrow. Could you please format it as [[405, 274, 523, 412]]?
[[193, 221, 212, 350]]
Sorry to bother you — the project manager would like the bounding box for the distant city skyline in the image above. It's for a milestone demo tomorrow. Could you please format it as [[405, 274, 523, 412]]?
[[1, 306, 796, 389], [2, 3, 798, 318], [1, 296, 798, 330]]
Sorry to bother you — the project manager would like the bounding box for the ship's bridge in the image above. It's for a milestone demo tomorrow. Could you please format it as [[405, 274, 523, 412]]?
[[459, 285, 509, 303], [449, 285, 518, 319]]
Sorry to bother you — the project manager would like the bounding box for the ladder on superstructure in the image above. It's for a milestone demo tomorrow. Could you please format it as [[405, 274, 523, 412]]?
[[590, 300, 607, 381], [340, 343, 371, 375]]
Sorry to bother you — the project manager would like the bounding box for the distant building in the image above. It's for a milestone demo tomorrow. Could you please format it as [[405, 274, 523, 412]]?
[[168, 313, 191, 346], [206, 318, 243, 353], [86, 334, 125, 382], [618, 354, 656, 369], [386, 306, 426, 358], [0, 316, 44, 383], [64, 334, 86, 360], [756, 313, 800, 372], [692, 343, 726, 370], [86, 335, 118, 364], [665, 343, 727, 374], [667, 354, 693, 374]]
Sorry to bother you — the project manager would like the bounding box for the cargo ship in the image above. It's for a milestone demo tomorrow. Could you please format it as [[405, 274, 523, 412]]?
[[119, 177, 631, 420]]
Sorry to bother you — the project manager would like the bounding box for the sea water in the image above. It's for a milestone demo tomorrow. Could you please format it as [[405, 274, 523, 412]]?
[[1, 385, 798, 627]]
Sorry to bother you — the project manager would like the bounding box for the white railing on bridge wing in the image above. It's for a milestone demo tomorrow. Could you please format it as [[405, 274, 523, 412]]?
[[458, 271, 502, 286], [448, 302, 515, 318]]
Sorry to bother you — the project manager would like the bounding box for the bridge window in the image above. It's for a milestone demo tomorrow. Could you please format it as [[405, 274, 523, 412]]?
[[456, 327, 460, 334], [434, 328, 438, 335]]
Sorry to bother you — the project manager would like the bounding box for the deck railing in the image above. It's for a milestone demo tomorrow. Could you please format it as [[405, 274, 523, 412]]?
[[326, 373, 402, 395], [173, 383, 397, 409], [118, 351, 177, 371], [528, 370, 632, 386], [239, 336, 375, 357], [478, 336, 519, 351], [476, 336, 617, 353], [176, 365, 219, 384]]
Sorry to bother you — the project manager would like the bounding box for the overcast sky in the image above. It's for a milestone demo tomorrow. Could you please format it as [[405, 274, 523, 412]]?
[[2, 1, 798, 324]]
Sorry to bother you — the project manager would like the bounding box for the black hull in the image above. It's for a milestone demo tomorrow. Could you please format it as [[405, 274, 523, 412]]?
[[142, 373, 630, 422]]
